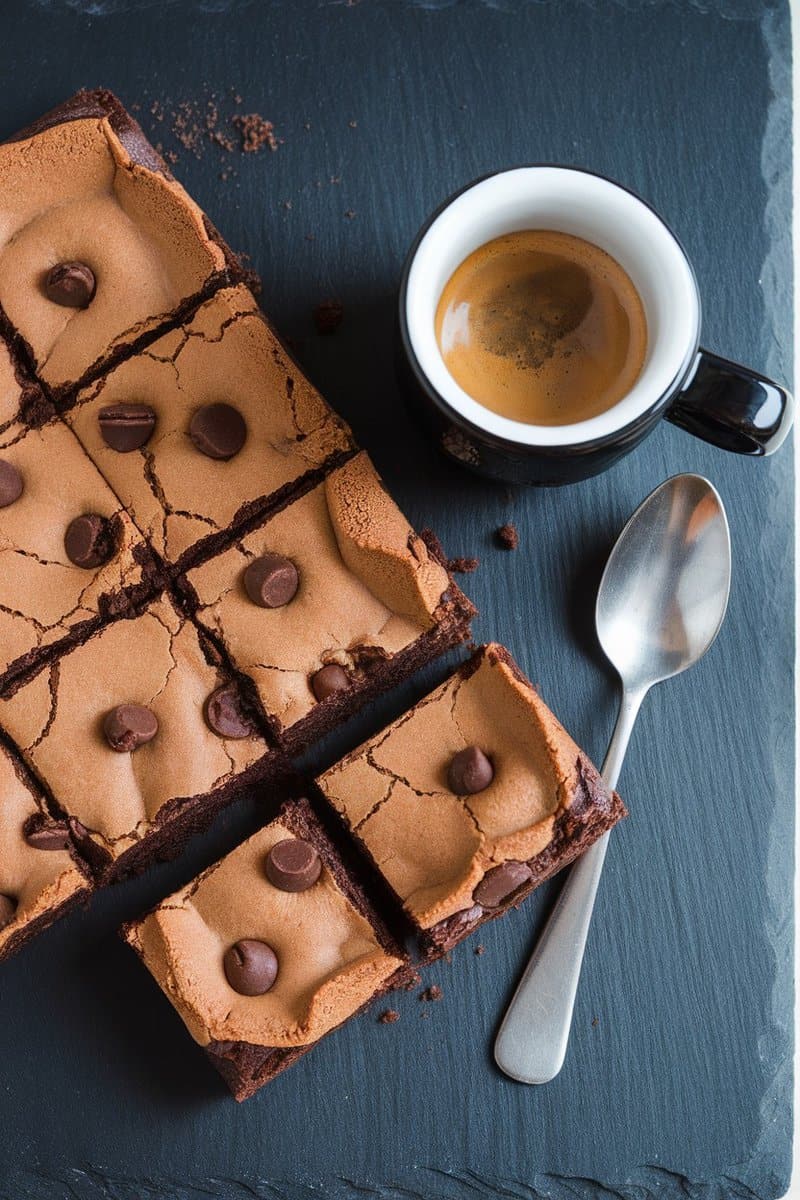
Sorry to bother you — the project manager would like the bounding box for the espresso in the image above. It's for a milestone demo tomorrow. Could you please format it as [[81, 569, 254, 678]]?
[[435, 230, 647, 425]]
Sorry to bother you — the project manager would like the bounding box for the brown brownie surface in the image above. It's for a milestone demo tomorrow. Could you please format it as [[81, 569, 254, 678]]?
[[123, 796, 408, 1100], [317, 643, 625, 954]]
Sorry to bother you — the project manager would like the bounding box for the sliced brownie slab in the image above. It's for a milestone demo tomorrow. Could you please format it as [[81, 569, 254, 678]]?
[[0, 594, 276, 883], [65, 285, 355, 567], [180, 451, 475, 753], [123, 796, 408, 1101], [0, 88, 245, 400], [0, 418, 160, 697], [317, 643, 626, 958]]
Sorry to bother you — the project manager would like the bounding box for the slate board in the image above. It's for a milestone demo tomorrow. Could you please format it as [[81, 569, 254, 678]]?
[[0, 2, 793, 1198]]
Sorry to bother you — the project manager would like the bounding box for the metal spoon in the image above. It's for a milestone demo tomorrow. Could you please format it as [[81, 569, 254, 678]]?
[[494, 474, 732, 1084]]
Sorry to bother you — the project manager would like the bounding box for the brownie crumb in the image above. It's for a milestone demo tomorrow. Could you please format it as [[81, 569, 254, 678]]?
[[419, 985, 443, 1003], [344, 209, 356, 219], [591, 1016, 600, 1028], [313, 299, 344, 335], [403, 971, 422, 991], [448, 556, 479, 574], [233, 112, 279, 153], [474, 944, 486, 956], [496, 523, 519, 550], [378, 1009, 400, 1025]]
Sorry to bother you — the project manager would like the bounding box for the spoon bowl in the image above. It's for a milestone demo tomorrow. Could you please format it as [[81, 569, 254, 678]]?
[[596, 474, 731, 692]]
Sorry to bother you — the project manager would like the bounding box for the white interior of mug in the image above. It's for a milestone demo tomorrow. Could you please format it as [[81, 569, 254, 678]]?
[[404, 166, 701, 447]]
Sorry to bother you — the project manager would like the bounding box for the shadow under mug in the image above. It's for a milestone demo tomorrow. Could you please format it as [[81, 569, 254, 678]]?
[[397, 166, 793, 486]]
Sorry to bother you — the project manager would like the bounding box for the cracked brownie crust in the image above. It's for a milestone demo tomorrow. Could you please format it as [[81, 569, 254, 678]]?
[[123, 796, 408, 1101], [0, 738, 91, 962], [0, 89, 246, 399], [317, 643, 625, 956], [0, 420, 161, 696], [0, 595, 275, 882], [182, 451, 475, 749], [65, 285, 355, 566]]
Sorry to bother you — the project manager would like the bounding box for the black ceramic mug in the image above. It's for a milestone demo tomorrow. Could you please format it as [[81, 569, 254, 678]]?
[[397, 166, 793, 485]]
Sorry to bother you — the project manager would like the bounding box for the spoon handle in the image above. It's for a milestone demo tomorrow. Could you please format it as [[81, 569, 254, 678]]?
[[493, 684, 647, 1084]]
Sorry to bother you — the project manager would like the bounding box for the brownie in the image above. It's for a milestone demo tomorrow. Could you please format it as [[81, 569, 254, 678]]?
[[0, 737, 92, 962], [180, 451, 475, 752], [0, 418, 161, 697], [0, 88, 247, 401], [0, 594, 277, 883], [0, 333, 53, 448], [122, 796, 409, 1101], [65, 285, 355, 567], [317, 643, 626, 957]]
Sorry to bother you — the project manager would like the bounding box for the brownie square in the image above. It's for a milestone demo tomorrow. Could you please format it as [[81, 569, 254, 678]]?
[[0, 595, 276, 883], [181, 451, 475, 752], [0, 419, 161, 696], [65, 285, 355, 566], [0, 738, 91, 962], [317, 643, 626, 957], [0, 89, 245, 400], [123, 796, 408, 1101]]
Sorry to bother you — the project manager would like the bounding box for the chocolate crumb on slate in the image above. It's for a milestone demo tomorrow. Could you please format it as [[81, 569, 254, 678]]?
[[403, 971, 422, 991], [448, 555, 479, 574], [313, 299, 344, 335], [592, 1016, 600, 1027], [475, 944, 486, 956], [233, 112, 279, 153], [378, 1009, 400, 1025], [496, 522, 519, 550], [419, 985, 443, 1002]]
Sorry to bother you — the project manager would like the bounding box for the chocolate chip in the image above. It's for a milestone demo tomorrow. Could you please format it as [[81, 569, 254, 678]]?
[[0, 460, 23, 508], [103, 704, 159, 752], [473, 861, 532, 908], [204, 683, 256, 739], [223, 939, 278, 996], [44, 261, 96, 308], [98, 404, 157, 452], [243, 554, 299, 608], [265, 838, 322, 892], [64, 513, 115, 569], [310, 664, 350, 701], [189, 403, 247, 460], [447, 746, 494, 794], [24, 818, 71, 851], [0, 894, 17, 930]]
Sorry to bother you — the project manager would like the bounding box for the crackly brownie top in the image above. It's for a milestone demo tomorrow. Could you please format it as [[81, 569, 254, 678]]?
[[0, 596, 268, 862], [0, 337, 51, 449], [186, 451, 453, 734], [318, 643, 614, 929], [0, 420, 153, 681], [0, 98, 231, 391], [125, 809, 404, 1048], [66, 285, 354, 563], [0, 741, 89, 953]]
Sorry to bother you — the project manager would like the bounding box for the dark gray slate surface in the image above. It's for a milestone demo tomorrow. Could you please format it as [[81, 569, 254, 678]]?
[[0, 2, 792, 1197]]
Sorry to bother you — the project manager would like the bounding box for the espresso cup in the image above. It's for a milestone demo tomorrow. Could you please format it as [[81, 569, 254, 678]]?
[[397, 166, 793, 485]]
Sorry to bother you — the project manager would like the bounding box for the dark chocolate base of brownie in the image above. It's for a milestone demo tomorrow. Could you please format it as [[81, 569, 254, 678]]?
[[3, 89, 253, 407], [68, 747, 291, 886], [0, 878, 92, 964], [0, 543, 165, 701], [420, 759, 626, 960]]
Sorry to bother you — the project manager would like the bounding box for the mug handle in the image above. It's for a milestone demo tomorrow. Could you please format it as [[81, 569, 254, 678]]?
[[666, 349, 793, 456]]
